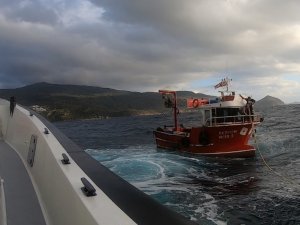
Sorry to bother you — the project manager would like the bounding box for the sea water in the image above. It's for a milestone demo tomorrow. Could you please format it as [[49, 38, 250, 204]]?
[[55, 105, 300, 225]]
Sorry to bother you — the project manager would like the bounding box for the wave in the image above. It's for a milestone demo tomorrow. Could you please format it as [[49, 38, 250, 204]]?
[[56, 105, 300, 225]]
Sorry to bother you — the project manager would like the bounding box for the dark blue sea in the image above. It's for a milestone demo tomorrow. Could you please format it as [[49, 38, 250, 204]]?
[[55, 105, 300, 225]]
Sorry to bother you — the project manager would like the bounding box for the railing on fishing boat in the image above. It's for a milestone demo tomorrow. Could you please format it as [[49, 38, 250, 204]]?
[[205, 114, 262, 126]]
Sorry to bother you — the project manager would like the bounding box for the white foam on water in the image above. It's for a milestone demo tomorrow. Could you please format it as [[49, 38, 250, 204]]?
[[187, 193, 226, 225], [59, 106, 300, 225]]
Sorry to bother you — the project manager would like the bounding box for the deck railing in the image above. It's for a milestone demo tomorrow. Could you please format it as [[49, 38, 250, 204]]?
[[0, 178, 7, 225], [205, 114, 262, 126]]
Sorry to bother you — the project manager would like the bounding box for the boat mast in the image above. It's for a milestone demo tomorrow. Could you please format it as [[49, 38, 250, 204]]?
[[225, 77, 231, 93], [159, 90, 178, 131]]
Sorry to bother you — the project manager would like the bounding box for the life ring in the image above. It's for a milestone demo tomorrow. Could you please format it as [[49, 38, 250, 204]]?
[[192, 99, 199, 108]]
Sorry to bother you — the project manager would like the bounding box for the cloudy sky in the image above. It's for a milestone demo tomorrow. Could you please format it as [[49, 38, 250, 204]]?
[[0, 0, 300, 103]]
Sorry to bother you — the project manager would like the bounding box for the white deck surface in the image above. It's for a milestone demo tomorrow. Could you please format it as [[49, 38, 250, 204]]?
[[0, 141, 46, 225]]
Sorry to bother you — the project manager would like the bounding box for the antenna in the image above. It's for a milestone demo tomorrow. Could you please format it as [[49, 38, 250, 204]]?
[[225, 77, 232, 92]]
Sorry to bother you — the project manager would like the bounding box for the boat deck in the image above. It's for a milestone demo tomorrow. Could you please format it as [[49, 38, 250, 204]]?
[[0, 141, 46, 225]]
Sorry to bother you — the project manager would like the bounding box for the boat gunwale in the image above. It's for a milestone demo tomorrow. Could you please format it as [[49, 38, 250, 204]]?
[[29, 108, 198, 225]]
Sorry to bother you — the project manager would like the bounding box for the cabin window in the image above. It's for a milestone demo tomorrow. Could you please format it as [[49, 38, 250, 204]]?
[[215, 108, 240, 123], [204, 109, 211, 125]]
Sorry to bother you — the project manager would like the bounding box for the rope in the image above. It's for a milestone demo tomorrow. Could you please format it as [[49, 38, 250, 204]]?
[[250, 116, 300, 190], [253, 134, 298, 186], [238, 99, 300, 193]]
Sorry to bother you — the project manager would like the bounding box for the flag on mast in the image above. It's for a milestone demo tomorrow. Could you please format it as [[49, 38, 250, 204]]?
[[214, 78, 228, 89]]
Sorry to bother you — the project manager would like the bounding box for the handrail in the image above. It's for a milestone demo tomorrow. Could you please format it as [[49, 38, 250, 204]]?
[[0, 178, 7, 225], [205, 114, 261, 126]]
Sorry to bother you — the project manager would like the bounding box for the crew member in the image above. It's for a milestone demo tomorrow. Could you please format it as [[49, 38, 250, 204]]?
[[10, 96, 16, 116], [240, 95, 256, 122]]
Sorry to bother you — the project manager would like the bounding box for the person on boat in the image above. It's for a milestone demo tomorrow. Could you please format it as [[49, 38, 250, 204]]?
[[10, 96, 16, 116], [240, 95, 256, 121]]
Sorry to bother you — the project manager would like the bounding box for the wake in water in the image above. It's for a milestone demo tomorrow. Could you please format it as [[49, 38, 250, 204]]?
[[86, 145, 278, 224], [56, 104, 300, 225], [87, 146, 230, 224]]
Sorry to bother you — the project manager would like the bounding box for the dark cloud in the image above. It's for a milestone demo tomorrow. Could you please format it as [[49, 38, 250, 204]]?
[[8, 4, 58, 25], [0, 0, 299, 102], [0, 0, 59, 25]]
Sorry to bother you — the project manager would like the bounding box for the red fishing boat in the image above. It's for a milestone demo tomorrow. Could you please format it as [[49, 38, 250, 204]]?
[[153, 78, 263, 157]]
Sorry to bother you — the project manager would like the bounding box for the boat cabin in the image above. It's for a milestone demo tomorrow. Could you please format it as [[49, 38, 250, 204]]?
[[201, 106, 245, 126]]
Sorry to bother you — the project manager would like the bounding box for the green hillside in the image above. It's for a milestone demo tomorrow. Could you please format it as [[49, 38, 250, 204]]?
[[0, 82, 210, 121]]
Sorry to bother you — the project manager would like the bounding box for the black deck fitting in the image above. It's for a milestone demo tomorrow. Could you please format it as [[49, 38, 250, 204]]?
[[44, 128, 49, 134], [81, 177, 97, 197], [61, 153, 70, 164]]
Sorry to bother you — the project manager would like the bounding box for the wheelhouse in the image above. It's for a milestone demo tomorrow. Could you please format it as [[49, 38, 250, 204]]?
[[201, 106, 261, 127]]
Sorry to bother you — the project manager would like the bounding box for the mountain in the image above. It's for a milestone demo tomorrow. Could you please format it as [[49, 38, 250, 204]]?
[[0, 82, 210, 121], [255, 95, 284, 111], [0, 82, 284, 120]]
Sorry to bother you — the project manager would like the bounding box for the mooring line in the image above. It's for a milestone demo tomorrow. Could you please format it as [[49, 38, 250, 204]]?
[[252, 129, 300, 191], [248, 109, 300, 191]]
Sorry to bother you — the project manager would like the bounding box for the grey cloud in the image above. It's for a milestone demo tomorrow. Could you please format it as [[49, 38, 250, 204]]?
[[0, 0, 300, 102], [0, 0, 59, 25], [0, 14, 183, 90], [90, 0, 300, 53], [8, 4, 58, 25]]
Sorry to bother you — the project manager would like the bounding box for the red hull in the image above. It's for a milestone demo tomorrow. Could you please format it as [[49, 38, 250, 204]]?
[[154, 123, 256, 158]]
